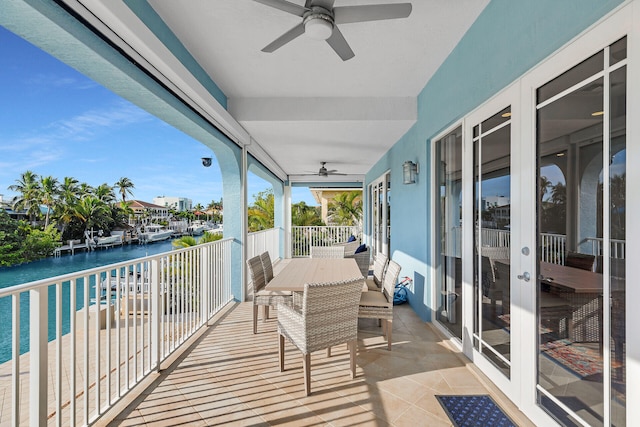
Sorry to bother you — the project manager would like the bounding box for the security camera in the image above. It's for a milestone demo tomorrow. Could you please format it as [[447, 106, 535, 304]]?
[[201, 157, 212, 167]]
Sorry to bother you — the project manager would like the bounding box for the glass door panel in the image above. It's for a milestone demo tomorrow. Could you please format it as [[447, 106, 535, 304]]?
[[473, 107, 512, 377], [608, 61, 626, 427], [370, 173, 390, 259], [435, 126, 463, 340], [535, 37, 626, 427]]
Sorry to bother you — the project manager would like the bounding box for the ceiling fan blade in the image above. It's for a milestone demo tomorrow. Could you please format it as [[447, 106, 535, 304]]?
[[326, 27, 355, 61], [261, 23, 306, 53], [307, 0, 335, 8], [254, 0, 307, 17], [334, 3, 412, 24]]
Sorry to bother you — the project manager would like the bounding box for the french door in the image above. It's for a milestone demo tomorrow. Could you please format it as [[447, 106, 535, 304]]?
[[370, 173, 390, 258], [434, 6, 635, 425]]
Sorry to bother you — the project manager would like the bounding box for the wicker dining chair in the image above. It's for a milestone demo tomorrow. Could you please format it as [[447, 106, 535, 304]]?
[[247, 255, 291, 334], [358, 259, 401, 350], [365, 253, 388, 291], [259, 251, 274, 283], [277, 276, 365, 396], [310, 246, 345, 258]]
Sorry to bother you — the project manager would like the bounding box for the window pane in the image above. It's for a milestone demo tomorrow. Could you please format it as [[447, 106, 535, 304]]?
[[609, 65, 626, 427], [435, 126, 463, 340], [537, 51, 603, 104]]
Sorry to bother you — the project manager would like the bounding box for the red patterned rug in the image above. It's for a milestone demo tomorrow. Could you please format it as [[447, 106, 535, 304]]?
[[540, 339, 602, 377], [540, 339, 626, 403]]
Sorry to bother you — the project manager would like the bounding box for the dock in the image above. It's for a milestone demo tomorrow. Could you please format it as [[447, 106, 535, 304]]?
[[53, 240, 89, 257]]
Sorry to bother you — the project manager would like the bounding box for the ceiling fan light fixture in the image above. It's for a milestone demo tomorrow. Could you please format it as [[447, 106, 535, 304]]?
[[304, 14, 333, 40]]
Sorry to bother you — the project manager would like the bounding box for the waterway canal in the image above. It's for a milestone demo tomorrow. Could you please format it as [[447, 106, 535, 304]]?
[[0, 240, 175, 363]]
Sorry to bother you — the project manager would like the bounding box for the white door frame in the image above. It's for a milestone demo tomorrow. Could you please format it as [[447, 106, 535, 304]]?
[[518, 4, 637, 425], [369, 171, 390, 258], [431, 2, 639, 425], [462, 82, 520, 401]]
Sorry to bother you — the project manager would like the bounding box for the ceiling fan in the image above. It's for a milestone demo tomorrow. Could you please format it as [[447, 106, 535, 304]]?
[[254, 0, 412, 61], [296, 162, 347, 177]]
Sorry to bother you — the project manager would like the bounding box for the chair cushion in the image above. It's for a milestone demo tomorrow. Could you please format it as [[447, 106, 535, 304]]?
[[347, 235, 356, 242], [364, 278, 379, 291], [355, 244, 367, 254], [359, 291, 392, 308]]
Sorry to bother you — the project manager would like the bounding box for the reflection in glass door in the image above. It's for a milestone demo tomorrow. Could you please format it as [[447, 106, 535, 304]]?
[[370, 173, 390, 258], [435, 126, 463, 340], [535, 37, 626, 427], [473, 107, 512, 378]]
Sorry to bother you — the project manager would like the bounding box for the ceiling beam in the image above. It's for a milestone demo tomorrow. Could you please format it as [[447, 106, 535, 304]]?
[[228, 97, 417, 122]]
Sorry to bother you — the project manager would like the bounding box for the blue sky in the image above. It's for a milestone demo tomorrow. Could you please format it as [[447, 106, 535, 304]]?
[[0, 26, 316, 207]]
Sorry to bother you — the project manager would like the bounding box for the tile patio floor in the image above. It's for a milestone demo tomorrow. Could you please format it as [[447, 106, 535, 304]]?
[[98, 301, 535, 426]]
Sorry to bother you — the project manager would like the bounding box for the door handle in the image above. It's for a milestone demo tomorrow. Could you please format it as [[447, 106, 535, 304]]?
[[517, 272, 531, 282]]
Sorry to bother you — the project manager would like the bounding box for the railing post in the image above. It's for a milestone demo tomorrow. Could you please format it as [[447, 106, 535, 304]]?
[[151, 258, 161, 371], [202, 245, 210, 322], [29, 288, 47, 426]]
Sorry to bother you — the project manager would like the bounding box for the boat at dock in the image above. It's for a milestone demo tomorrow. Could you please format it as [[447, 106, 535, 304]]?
[[187, 220, 208, 235], [95, 234, 124, 248], [138, 224, 173, 243]]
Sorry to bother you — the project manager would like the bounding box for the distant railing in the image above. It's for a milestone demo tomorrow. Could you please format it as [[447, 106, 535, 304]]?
[[247, 228, 281, 261], [479, 229, 566, 264], [0, 238, 234, 426], [583, 237, 626, 259], [540, 232, 566, 264], [478, 229, 625, 264], [291, 226, 361, 257]]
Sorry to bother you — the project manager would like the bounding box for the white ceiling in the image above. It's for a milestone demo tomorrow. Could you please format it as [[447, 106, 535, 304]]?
[[71, 0, 490, 183]]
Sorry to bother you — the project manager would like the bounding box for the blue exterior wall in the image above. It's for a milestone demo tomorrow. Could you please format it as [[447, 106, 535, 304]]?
[[366, 0, 625, 321]]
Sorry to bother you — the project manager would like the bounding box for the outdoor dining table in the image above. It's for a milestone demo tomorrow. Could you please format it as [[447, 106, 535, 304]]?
[[265, 258, 363, 292], [495, 259, 624, 343]]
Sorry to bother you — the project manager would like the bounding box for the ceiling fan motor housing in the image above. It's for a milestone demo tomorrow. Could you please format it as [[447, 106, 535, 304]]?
[[303, 7, 334, 40]]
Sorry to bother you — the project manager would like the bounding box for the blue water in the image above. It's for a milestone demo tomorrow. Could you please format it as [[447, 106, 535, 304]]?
[[0, 241, 175, 363]]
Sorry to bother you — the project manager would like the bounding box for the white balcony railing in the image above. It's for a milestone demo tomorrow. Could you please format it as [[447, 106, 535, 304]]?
[[478, 229, 625, 264], [583, 237, 626, 259], [291, 226, 361, 257], [247, 228, 281, 261], [0, 238, 234, 426]]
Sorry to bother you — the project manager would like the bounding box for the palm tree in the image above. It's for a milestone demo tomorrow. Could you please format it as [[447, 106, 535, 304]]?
[[248, 190, 274, 232], [327, 191, 362, 226], [292, 201, 324, 226], [74, 196, 111, 233], [78, 183, 94, 197], [39, 175, 59, 228], [200, 232, 223, 243], [58, 177, 80, 204], [53, 177, 82, 238], [172, 235, 198, 248], [9, 170, 42, 224], [114, 177, 135, 202], [539, 175, 552, 202], [93, 183, 116, 204]]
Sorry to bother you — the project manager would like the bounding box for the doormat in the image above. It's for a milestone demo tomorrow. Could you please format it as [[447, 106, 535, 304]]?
[[436, 395, 516, 427]]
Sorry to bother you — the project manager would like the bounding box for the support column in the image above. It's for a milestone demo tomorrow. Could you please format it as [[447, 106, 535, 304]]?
[[284, 184, 292, 259]]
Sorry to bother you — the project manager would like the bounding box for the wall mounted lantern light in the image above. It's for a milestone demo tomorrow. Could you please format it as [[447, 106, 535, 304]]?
[[402, 160, 419, 184]]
